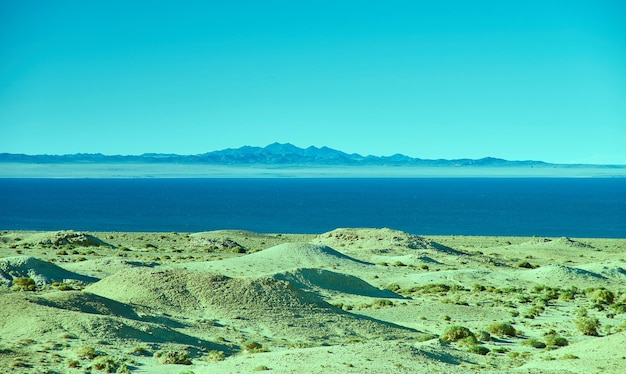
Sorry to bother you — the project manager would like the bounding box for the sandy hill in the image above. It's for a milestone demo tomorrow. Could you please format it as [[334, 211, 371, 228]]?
[[21, 230, 112, 247], [177, 242, 374, 277], [0, 292, 229, 351], [86, 267, 415, 343], [273, 268, 403, 298], [0, 256, 98, 286]]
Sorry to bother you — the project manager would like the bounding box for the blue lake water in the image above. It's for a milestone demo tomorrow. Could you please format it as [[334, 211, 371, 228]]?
[[0, 178, 624, 237]]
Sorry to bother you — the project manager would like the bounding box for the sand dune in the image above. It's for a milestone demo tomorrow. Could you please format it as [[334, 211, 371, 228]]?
[[1, 229, 625, 373], [0, 255, 98, 286], [273, 268, 404, 298], [178, 242, 374, 277]]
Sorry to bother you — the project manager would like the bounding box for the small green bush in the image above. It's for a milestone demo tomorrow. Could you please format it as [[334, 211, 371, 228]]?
[[57, 283, 74, 291], [243, 341, 265, 353], [609, 303, 626, 314], [12, 277, 36, 291], [441, 326, 475, 343], [76, 345, 97, 359], [92, 356, 129, 373], [131, 346, 151, 356], [373, 299, 394, 308], [476, 330, 491, 342], [544, 333, 568, 347], [486, 323, 516, 337], [155, 350, 192, 365], [417, 334, 439, 342], [591, 289, 615, 305], [232, 246, 246, 254], [492, 347, 510, 354], [205, 350, 225, 362], [409, 284, 450, 294], [575, 316, 600, 336], [467, 345, 490, 355], [522, 338, 546, 349], [472, 284, 486, 292], [457, 335, 479, 347], [517, 261, 536, 269]]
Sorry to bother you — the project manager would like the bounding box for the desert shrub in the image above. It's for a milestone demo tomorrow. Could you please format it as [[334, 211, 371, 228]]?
[[609, 303, 626, 314], [254, 365, 270, 371], [543, 332, 568, 347], [232, 246, 246, 254], [521, 338, 546, 349], [386, 283, 401, 292], [472, 284, 486, 292], [441, 326, 475, 343], [476, 330, 491, 342], [243, 341, 265, 353], [155, 350, 192, 365], [67, 359, 80, 368], [575, 316, 600, 336], [450, 285, 467, 292], [486, 323, 516, 337], [130, 346, 151, 356], [410, 284, 450, 294], [558, 291, 576, 301], [467, 345, 490, 355], [561, 354, 579, 360], [12, 277, 36, 291], [492, 347, 510, 354], [457, 335, 479, 347], [92, 356, 129, 373], [417, 334, 439, 342], [57, 283, 74, 291], [524, 305, 545, 319], [373, 299, 394, 308], [77, 345, 97, 359], [517, 261, 536, 269], [592, 289, 615, 305], [205, 350, 225, 362]]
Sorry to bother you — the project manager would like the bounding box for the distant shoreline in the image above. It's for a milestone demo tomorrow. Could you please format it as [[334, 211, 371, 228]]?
[[2, 162, 626, 178]]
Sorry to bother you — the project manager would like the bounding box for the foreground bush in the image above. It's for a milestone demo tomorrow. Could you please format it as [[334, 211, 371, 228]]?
[[575, 317, 601, 336], [467, 345, 490, 355], [92, 356, 129, 373], [441, 326, 475, 343], [12, 277, 36, 291], [486, 323, 516, 337], [544, 332, 568, 347], [155, 350, 192, 365]]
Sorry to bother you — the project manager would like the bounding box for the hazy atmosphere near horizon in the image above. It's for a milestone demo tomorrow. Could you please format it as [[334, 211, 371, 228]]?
[[1, 1, 625, 164]]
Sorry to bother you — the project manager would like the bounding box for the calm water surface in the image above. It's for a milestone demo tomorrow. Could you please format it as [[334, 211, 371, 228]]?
[[0, 178, 624, 237]]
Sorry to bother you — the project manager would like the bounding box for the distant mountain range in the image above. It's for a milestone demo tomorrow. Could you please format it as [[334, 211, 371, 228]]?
[[0, 142, 620, 168]]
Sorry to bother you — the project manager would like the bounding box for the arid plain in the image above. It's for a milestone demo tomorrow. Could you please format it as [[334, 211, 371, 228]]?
[[1, 228, 625, 373]]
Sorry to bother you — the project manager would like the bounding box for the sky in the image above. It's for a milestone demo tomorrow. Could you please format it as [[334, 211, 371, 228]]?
[[1, 1, 625, 164]]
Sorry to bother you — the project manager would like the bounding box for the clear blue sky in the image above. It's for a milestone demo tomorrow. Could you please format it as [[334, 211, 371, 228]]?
[[1, 1, 625, 164]]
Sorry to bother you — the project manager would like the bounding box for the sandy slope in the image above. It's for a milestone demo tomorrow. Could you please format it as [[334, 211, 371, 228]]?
[[0, 228, 625, 373]]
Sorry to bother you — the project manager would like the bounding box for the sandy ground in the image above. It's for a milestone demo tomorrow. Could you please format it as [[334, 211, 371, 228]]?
[[0, 228, 625, 373]]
